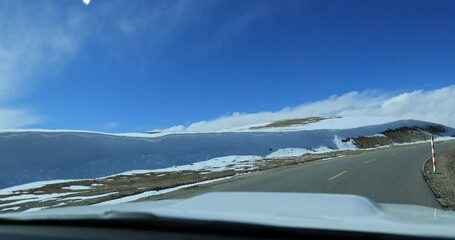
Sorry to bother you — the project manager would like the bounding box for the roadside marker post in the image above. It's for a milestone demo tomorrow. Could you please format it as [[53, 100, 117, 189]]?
[[431, 135, 436, 173]]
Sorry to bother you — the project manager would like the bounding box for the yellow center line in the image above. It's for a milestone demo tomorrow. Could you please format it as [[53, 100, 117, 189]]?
[[328, 171, 348, 181], [364, 159, 376, 164]]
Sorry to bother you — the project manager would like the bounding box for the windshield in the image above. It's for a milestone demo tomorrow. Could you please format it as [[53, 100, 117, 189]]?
[[1, 0, 455, 237]]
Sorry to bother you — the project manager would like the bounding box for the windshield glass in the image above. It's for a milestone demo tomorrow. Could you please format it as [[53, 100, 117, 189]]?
[[1, 0, 455, 236]]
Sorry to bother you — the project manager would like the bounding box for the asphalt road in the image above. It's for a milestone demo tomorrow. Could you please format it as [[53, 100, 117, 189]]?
[[178, 140, 455, 209]]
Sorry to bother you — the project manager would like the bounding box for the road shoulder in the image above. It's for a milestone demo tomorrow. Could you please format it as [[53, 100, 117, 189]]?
[[423, 146, 455, 210]]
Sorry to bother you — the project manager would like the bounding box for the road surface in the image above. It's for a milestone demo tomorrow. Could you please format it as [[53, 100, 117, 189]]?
[[172, 140, 455, 209]]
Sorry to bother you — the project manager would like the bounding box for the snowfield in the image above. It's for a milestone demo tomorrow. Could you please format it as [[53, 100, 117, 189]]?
[[0, 117, 454, 191]]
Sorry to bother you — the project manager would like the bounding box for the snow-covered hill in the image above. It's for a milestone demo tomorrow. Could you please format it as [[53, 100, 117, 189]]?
[[0, 117, 453, 189]]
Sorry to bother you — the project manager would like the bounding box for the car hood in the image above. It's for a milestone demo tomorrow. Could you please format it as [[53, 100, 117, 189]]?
[[2, 192, 455, 238]]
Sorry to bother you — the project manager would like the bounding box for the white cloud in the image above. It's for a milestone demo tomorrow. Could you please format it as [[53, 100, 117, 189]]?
[[160, 85, 455, 132]]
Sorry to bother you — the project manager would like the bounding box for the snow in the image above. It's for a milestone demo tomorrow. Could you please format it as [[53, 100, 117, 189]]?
[[0, 128, 109, 135], [0, 116, 450, 137], [333, 135, 357, 150], [314, 146, 335, 152], [298, 116, 402, 131], [157, 155, 263, 172], [207, 116, 404, 133], [267, 148, 314, 158], [0, 117, 453, 211], [23, 207, 47, 212], [0, 193, 73, 208], [387, 136, 455, 147], [117, 155, 263, 176], [0, 116, 406, 138], [1, 194, 40, 201], [0, 154, 263, 206], [0, 128, 168, 138], [0, 118, 453, 190], [115, 132, 169, 138], [266, 146, 337, 158], [368, 134, 386, 137], [0, 206, 20, 212], [96, 177, 232, 205], [61, 185, 91, 191], [434, 136, 455, 142], [62, 192, 118, 201], [0, 180, 77, 195]]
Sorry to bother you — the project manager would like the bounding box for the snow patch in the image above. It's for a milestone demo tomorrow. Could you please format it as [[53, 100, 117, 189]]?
[[118, 155, 263, 176], [0, 193, 73, 208], [0, 180, 78, 195], [314, 146, 335, 152], [1, 194, 39, 201], [333, 135, 357, 150], [267, 148, 313, 158], [61, 192, 118, 201], [0, 206, 20, 212], [266, 146, 337, 158], [22, 207, 47, 213], [61, 185, 91, 191], [434, 136, 455, 142], [367, 134, 386, 137], [299, 116, 401, 131], [96, 177, 232, 205]]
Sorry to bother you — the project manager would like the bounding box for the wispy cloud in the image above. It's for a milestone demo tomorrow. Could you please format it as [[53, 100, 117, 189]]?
[[0, 107, 42, 129], [0, 1, 87, 128], [161, 85, 455, 132], [91, 0, 213, 59], [193, 2, 271, 54], [0, 0, 206, 129], [0, 0, 273, 129]]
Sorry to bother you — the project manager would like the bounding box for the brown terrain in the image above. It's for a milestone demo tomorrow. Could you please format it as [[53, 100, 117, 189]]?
[[344, 125, 446, 149], [250, 116, 340, 129]]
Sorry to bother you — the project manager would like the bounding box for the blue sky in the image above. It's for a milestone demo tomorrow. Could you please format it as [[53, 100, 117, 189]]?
[[1, 0, 455, 132]]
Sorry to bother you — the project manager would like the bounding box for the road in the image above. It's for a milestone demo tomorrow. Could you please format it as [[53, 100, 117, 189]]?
[[173, 140, 455, 209]]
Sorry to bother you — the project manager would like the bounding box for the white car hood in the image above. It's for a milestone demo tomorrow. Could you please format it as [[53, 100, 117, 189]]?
[[2, 192, 455, 238]]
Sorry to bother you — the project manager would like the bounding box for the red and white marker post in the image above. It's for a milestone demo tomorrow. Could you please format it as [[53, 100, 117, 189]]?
[[430, 135, 436, 173]]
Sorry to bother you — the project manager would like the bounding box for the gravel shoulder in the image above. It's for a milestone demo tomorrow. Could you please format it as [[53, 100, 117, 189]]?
[[423, 146, 455, 210]]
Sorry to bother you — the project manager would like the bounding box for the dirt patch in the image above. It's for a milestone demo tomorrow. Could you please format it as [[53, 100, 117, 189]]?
[[423, 147, 455, 210], [250, 116, 339, 129]]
